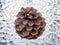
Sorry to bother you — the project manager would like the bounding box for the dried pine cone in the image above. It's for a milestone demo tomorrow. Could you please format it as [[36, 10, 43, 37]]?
[[15, 7, 46, 39]]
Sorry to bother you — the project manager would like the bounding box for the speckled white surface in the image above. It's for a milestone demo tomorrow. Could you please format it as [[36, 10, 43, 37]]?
[[0, 0, 60, 45]]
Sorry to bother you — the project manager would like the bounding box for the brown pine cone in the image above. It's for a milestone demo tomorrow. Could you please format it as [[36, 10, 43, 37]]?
[[14, 7, 46, 39]]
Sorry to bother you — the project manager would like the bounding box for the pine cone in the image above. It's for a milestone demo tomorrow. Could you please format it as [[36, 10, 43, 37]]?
[[14, 7, 46, 39]]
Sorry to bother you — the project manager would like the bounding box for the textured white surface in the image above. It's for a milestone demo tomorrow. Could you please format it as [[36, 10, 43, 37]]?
[[0, 0, 60, 45]]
